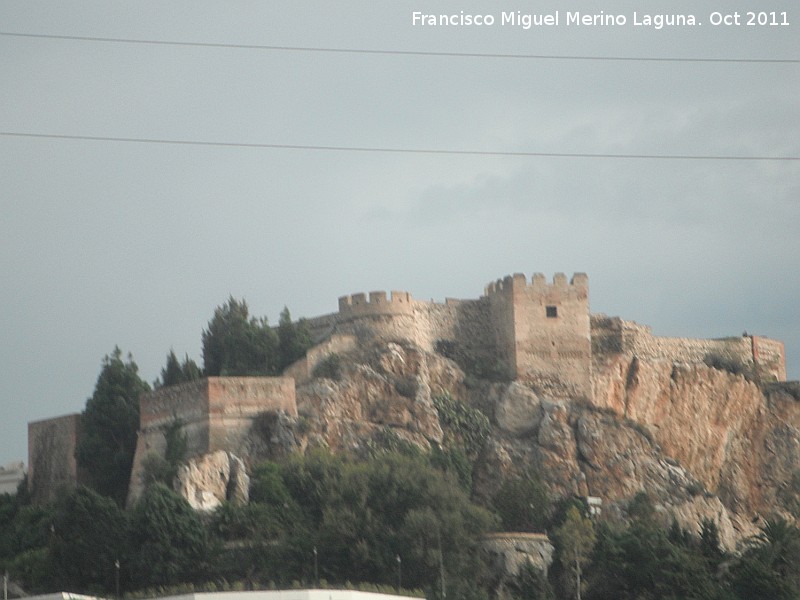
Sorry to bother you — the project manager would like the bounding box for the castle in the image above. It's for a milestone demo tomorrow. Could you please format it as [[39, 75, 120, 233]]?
[[27, 272, 788, 505]]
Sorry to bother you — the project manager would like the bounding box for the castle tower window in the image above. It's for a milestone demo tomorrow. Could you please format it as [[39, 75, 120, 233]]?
[[546, 306, 558, 318]]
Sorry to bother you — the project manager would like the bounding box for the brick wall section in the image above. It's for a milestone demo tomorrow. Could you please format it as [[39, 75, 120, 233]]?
[[140, 378, 210, 431], [304, 312, 339, 345], [27, 413, 84, 504], [485, 278, 518, 377], [453, 296, 501, 369]]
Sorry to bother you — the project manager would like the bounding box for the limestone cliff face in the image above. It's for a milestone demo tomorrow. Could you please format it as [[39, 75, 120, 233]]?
[[593, 354, 800, 527], [174, 450, 250, 512], [287, 341, 799, 550], [473, 382, 744, 549], [295, 341, 456, 452], [152, 339, 795, 549]]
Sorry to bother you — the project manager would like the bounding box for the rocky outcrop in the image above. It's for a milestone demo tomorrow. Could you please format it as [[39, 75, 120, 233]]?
[[482, 532, 554, 575], [472, 387, 745, 549], [593, 354, 800, 526], [285, 339, 800, 549], [145, 335, 796, 554], [174, 450, 249, 511], [295, 341, 447, 452]]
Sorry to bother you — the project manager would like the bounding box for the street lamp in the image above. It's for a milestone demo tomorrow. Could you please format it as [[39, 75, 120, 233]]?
[[395, 555, 401, 593], [313, 546, 318, 587]]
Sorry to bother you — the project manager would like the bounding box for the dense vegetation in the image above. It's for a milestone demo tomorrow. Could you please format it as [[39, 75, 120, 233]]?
[[3, 457, 799, 600], [201, 298, 312, 377], [0, 451, 494, 598], [75, 348, 151, 506]]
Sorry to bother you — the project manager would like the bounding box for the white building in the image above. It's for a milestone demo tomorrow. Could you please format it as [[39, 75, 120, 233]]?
[[0, 461, 25, 495], [24, 590, 423, 600]]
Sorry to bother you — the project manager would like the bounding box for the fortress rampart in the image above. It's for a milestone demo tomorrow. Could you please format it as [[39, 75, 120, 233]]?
[[301, 272, 593, 396], [337, 290, 414, 317], [28, 413, 85, 505], [28, 271, 789, 506], [591, 315, 787, 381], [127, 376, 296, 506]]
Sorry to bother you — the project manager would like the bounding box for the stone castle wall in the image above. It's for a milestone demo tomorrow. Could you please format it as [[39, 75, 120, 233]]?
[[284, 333, 359, 385], [29, 271, 789, 507], [298, 273, 592, 397], [590, 315, 787, 382], [485, 273, 591, 397], [127, 377, 296, 506], [752, 336, 787, 381], [27, 413, 84, 504], [207, 377, 296, 452]]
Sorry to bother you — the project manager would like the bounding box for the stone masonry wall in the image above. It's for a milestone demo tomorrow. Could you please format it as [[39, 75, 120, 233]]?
[[590, 315, 787, 382], [128, 377, 297, 506], [284, 333, 359, 385], [486, 273, 592, 398], [752, 336, 787, 381], [298, 274, 593, 396], [28, 413, 84, 504], [207, 377, 297, 454]]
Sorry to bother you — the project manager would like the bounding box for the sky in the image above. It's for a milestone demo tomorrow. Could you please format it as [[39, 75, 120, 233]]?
[[1, 1, 798, 465]]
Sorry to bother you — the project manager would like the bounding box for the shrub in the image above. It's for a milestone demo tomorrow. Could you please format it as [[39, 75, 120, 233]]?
[[433, 393, 491, 458], [703, 352, 756, 382], [394, 376, 418, 398], [312, 353, 343, 381]]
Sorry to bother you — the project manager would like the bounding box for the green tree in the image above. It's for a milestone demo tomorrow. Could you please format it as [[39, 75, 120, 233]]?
[[555, 506, 596, 600], [493, 471, 550, 532], [141, 419, 188, 488], [128, 483, 210, 588], [729, 554, 796, 600], [507, 562, 556, 600], [0, 501, 58, 593], [699, 518, 726, 569], [587, 518, 727, 600], [202, 297, 279, 376], [277, 307, 313, 371], [157, 350, 200, 387], [273, 451, 494, 595], [76, 347, 150, 505], [49, 486, 128, 594], [728, 517, 800, 599]]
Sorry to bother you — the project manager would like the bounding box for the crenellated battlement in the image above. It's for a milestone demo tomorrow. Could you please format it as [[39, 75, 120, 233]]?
[[480, 272, 592, 396], [484, 272, 588, 300], [337, 290, 414, 317]]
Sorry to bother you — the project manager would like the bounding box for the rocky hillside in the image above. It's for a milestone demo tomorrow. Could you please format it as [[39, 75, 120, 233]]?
[[263, 339, 800, 550]]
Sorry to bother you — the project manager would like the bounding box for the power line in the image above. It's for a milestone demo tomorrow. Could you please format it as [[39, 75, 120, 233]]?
[[1, 31, 797, 64], [1, 131, 797, 161]]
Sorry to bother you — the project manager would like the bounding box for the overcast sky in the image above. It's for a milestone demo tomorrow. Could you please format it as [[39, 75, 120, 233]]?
[[1, 1, 798, 465]]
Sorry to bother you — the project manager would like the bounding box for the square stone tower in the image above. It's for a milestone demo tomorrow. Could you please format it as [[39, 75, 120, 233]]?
[[485, 273, 591, 397]]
